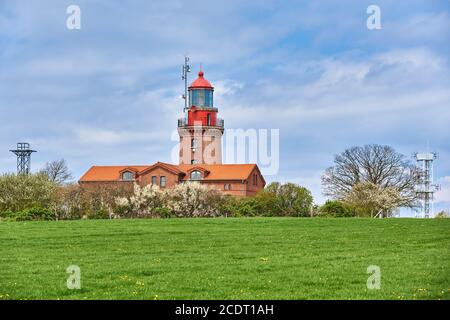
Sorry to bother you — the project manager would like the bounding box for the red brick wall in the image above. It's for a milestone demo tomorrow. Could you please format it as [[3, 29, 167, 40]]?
[[80, 168, 265, 197], [245, 167, 266, 196], [138, 167, 179, 189]]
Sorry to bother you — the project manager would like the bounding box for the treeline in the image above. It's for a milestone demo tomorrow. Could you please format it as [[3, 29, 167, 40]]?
[[0, 173, 325, 221], [0, 172, 449, 221]]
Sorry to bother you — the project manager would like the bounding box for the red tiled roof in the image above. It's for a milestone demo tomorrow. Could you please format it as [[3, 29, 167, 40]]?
[[178, 164, 258, 181], [79, 162, 263, 183], [138, 161, 183, 175], [79, 165, 151, 182]]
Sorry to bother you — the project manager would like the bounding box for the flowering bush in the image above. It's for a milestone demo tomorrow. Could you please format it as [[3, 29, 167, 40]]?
[[345, 182, 406, 217], [0, 173, 316, 220], [0, 173, 57, 215], [165, 182, 223, 217], [115, 183, 165, 218]]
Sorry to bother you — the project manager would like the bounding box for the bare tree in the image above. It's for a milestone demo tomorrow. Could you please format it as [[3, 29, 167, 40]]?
[[42, 159, 73, 185], [321, 144, 418, 208]]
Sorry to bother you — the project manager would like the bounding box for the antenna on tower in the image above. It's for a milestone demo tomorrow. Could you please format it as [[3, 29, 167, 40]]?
[[9, 142, 36, 175], [181, 56, 191, 112], [413, 151, 440, 218]]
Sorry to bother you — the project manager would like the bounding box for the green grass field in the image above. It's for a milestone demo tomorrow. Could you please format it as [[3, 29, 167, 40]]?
[[0, 218, 449, 300]]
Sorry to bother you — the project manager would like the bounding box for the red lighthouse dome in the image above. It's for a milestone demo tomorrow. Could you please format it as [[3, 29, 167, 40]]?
[[189, 70, 213, 89]]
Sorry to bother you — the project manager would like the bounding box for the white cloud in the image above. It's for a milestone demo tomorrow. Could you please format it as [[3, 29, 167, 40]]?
[[435, 176, 450, 204]]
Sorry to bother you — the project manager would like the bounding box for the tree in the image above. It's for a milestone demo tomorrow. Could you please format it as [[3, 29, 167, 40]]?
[[41, 159, 73, 184], [265, 182, 314, 216], [0, 173, 57, 213], [345, 182, 405, 217], [321, 144, 418, 208]]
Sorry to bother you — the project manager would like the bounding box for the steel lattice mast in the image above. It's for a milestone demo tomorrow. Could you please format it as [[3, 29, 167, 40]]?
[[9, 142, 36, 175], [413, 152, 439, 218]]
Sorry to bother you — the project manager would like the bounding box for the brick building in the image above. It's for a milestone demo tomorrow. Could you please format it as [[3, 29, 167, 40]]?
[[79, 68, 265, 196]]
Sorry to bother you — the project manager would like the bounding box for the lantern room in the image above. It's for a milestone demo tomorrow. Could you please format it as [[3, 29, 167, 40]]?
[[183, 69, 223, 128], [188, 70, 214, 108]]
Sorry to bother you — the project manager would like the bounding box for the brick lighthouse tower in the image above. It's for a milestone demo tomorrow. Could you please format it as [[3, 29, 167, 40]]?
[[178, 68, 224, 165]]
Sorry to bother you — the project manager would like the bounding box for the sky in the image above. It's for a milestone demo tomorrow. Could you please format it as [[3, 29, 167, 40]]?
[[0, 0, 449, 215]]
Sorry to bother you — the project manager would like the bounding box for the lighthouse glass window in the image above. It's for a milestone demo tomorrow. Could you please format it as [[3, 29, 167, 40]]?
[[205, 90, 213, 107], [197, 90, 205, 106], [191, 90, 213, 108]]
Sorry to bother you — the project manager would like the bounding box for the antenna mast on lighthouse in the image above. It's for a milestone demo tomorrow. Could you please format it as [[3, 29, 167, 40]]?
[[181, 56, 191, 112]]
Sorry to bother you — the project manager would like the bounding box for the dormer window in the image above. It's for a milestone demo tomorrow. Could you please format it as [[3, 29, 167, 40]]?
[[122, 171, 134, 181], [190, 170, 202, 180]]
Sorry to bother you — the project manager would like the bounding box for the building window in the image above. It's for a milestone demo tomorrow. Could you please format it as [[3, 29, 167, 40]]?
[[151, 176, 157, 185], [160, 176, 166, 188], [224, 184, 231, 190], [191, 138, 198, 149], [207, 113, 211, 126], [190, 170, 201, 180], [252, 174, 258, 186], [122, 171, 134, 181], [191, 159, 198, 164]]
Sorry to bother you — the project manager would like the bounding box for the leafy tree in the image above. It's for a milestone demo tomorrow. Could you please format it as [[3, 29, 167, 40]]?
[[0, 173, 57, 214], [265, 182, 314, 216], [322, 144, 418, 208]]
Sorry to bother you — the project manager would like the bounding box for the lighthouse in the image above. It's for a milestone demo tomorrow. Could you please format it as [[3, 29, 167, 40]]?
[[178, 68, 224, 165], [80, 63, 266, 196]]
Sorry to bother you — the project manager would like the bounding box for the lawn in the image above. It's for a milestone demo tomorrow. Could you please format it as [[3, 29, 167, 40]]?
[[0, 218, 449, 300]]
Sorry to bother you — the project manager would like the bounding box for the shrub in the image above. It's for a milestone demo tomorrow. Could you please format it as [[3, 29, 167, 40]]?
[[154, 207, 173, 218], [0, 210, 15, 220], [435, 210, 449, 219], [166, 182, 224, 217], [0, 173, 57, 213], [218, 183, 315, 217], [319, 200, 357, 217], [221, 196, 257, 217], [54, 183, 130, 220], [7, 207, 55, 221], [115, 184, 164, 218]]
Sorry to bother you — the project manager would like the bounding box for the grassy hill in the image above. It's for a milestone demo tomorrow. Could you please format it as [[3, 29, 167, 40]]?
[[0, 218, 448, 300]]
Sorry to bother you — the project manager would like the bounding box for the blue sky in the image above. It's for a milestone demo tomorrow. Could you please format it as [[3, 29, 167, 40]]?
[[0, 0, 449, 214]]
